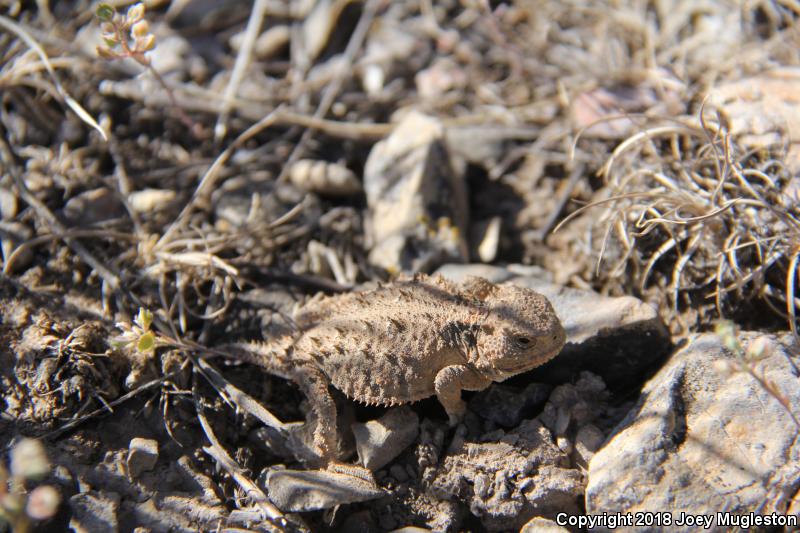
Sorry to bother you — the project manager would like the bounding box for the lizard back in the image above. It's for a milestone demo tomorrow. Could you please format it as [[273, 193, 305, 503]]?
[[294, 280, 487, 405]]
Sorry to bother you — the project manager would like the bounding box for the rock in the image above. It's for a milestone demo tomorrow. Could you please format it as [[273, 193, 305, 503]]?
[[429, 419, 583, 531], [300, 0, 341, 63], [175, 456, 221, 504], [435, 263, 517, 284], [521, 517, 570, 533], [721, 70, 800, 173], [573, 424, 605, 468], [128, 189, 177, 213], [359, 15, 421, 96], [254, 25, 291, 58], [571, 83, 682, 140], [127, 438, 159, 478], [361, 64, 385, 96], [133, 494, 231, 531], [537, 372, 610, 439], [51, 465, 78, 499], [62, 188, 125, 225], [469, 382, 552, 428], [443, 124, 540, 171], [0, 186, 17, 220], [435, 264, 671, 390], [475, 216, 501, 263], [586, 332, 800, 530], [288, 159, 362, 196], [706, 69, 800, 172], [69, 491, 120, 533], [352, 406, 420, 471], [364, 111, 468, 273], [0, 221, 33, 273], [265, 465, 385, 512]]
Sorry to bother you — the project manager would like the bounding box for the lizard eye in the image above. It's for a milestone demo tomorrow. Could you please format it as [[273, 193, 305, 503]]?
[[515, 336, 534, 348]]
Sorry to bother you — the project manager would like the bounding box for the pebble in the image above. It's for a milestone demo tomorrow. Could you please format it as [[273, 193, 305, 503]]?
[[127, 438, 159, 478], [266, 466, 385, 512], [352, 406, 420, 471]]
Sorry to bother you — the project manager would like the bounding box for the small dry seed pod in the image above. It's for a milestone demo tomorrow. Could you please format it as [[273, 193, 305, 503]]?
[[288, 159, 362, 196]]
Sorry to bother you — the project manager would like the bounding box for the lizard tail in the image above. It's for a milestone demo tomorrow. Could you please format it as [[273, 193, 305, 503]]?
[[220, 337, 297, 380]]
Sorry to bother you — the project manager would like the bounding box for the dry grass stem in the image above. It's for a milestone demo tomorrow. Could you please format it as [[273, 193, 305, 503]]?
[[0, 15, 107, 140], [192, 376, 289, 530], [214, 0, 270, 141], [575, 111, 800, 332]]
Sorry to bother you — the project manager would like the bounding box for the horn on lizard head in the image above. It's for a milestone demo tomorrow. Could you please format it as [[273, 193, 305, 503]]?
[[461, 276, 497, 300]]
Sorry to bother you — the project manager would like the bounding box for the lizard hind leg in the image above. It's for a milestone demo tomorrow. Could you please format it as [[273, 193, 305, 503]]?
[[224, 341, 340, 464], [293, 361, 340, 463]]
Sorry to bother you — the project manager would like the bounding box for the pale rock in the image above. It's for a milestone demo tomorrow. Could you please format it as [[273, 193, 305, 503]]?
[[429, 419, 583, 531], [521, 516, 571, 533], [586, 332, 800, 530], [364, 112, 468, 272], [0, 186, 17, 220], [69, 491, 120, 533], [62, 188, 125, 225], [475, 216, 501, 263], [230, 25, 290, 58], [127, 438, 159, 478], [0, 221, 33, 273], [128, 189, 177, 213], [288, 159, 362, 196], [266, 466, 385, 512], [573, 424, 605, 467], [353, 407, 419, 471]]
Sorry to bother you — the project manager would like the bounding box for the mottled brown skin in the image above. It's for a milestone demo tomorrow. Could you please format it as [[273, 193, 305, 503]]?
[[234, 274, 566, 464]]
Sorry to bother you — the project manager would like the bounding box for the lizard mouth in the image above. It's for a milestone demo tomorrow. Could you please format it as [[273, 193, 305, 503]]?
[[497, 346, 563, 374]]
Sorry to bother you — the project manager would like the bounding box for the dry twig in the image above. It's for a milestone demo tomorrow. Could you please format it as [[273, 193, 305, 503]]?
[[192, 373, 290, 531]]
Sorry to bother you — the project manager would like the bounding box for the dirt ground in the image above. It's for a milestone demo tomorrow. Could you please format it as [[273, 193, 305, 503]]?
[[1, 0, 799, 531]]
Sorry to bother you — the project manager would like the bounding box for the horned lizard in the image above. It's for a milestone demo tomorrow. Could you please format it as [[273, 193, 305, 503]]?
[[231, 274, 566, 464]]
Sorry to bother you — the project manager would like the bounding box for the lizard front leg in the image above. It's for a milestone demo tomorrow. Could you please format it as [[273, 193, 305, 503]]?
[[434, 365, 492, 426]]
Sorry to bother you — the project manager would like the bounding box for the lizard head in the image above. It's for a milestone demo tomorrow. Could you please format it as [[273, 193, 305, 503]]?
[[471, 282, 566, 381]]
